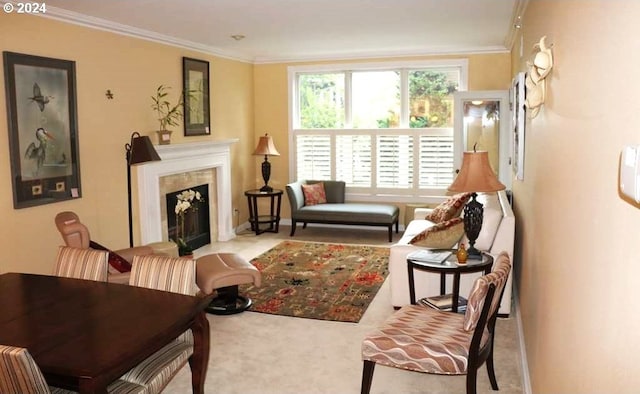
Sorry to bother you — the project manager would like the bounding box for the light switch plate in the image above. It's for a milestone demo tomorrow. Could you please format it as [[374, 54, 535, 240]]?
[[620, 145, 640, 202]]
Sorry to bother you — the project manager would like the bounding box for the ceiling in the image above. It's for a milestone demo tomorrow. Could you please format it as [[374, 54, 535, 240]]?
[[36, 0, 523, 63]]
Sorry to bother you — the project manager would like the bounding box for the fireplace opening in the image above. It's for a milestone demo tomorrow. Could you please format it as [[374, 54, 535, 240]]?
[[166, 184, 211, 252]]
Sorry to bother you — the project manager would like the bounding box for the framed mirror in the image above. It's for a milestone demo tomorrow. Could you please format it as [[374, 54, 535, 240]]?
[[453, 90, 511, 189]]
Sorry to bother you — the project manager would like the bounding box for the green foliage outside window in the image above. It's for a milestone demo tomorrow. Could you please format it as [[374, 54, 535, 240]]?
[[374, 70, 458, 128], [299, 74, 344, 128], [408, 70, 458, 128], [298, 70, 457, 129]]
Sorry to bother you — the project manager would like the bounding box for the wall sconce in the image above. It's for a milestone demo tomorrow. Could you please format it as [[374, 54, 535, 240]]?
[[525, 36, 554, 118]]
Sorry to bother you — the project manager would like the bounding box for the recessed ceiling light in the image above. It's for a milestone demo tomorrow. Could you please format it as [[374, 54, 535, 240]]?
[[231, 34, 246, 41]]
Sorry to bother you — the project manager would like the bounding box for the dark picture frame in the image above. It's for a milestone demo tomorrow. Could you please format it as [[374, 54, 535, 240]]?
[[3, 51, 81, 209], [182, 57, 210, 136]]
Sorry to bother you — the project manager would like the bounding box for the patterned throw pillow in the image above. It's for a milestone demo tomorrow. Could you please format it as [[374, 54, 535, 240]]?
[[301, 182, 327, 206], [408, 217, 465, 248], [425, 192, 473, 223]]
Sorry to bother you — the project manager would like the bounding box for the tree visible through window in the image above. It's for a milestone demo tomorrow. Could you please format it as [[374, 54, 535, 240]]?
[[291, 60, 466, 197], [299, 73, 344, 129]]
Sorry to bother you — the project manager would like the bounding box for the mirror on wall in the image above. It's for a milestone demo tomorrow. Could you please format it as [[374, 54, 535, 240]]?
[[454, 90, 511, 189]]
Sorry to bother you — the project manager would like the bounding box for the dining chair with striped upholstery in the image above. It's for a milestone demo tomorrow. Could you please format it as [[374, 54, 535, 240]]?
[[0, 345, 145, 394], [120, 255, 199, 393], [0, 344, 51, 394], [53, 246, 109, 282]]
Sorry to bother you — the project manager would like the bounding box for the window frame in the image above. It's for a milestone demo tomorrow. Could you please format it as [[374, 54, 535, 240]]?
[[288, 59, 468, 202]]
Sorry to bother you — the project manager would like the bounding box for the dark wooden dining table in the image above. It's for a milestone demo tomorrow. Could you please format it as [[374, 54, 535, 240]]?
[[0, 272, 212, 393]]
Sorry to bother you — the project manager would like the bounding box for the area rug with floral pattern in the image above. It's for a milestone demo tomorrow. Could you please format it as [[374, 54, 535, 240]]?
[[241, 240, 389, 323]]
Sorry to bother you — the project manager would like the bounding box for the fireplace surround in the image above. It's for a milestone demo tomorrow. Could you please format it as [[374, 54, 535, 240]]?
[[135, 140, 238, 246]]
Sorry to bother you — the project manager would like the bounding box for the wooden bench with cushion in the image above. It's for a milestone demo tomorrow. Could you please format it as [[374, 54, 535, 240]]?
[[286, 180, 399, 242]]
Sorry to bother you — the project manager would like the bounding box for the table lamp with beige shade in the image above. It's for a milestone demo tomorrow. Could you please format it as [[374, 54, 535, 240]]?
[[253, 133, 281, 192], [448, 148, 505, 258]]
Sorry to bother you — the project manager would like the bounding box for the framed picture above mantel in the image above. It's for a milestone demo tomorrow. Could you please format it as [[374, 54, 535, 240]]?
[[182, 57, 210, 136], [3, 51, 81, 209]]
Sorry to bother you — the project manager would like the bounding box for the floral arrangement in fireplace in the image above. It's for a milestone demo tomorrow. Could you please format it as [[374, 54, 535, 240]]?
[[173, 189, 204, 256]]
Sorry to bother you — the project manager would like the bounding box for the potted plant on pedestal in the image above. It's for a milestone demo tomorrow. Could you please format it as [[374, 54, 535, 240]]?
[[173, 189, 204, 257], [151, 84, 183, 145]]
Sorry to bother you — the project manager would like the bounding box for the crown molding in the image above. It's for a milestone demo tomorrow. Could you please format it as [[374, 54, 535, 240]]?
[[504, 0, 530, 50], [18, 3, 513, 65], [254, 46, 510, 65], [36, 5, 254, 63]]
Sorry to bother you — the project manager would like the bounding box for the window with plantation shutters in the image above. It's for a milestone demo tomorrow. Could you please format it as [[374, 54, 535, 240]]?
[[377, 135, 413, 189], [296, 134, 331, 181], [289, 60, 467, 198], [336, 135, 371, 187], [419, 131, 455, 189]]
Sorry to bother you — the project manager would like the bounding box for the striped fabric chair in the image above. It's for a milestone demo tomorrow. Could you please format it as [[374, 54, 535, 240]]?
[[0, 345, 144, 394], [361, 252, 512, 394], [0, 345, 50, 394], [120, 255, 198, 393], [53, 246, 109, 282]]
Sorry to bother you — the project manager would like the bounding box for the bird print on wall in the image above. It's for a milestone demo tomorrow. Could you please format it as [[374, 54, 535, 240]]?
[[24, 127, 54, 176], [28, 83, 53, 112]]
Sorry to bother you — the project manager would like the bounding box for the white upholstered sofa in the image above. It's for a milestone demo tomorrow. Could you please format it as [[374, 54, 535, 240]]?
[[389, 190, 515, 315]]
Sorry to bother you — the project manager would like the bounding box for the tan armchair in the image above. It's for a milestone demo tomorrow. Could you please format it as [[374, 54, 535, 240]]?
[[54, 211, 154, 284]]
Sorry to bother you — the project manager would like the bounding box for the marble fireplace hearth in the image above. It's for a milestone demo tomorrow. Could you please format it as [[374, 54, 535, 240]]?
[[134, 140, 238, 246]]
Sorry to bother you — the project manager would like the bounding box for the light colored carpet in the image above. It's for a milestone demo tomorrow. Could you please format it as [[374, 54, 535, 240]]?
[[163, 225, 525, 393]]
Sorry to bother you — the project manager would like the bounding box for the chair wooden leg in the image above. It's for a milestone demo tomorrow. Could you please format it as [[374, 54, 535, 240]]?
[[466, 367, 478, 394], [486, 318, 499, 390], [290, 221, 297, 236], [361, 360, 375, 394], [486, 347, 499, 390]]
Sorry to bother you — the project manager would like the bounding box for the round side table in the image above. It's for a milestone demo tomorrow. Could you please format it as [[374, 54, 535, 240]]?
[[244, 189, 283, 235], [406, 251, 493, 313]]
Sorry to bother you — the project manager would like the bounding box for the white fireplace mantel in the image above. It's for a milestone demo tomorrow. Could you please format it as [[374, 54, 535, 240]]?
[[135, 139, 238, 245]]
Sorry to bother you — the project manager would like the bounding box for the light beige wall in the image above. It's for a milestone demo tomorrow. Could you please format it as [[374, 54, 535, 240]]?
[[514, 1, 640, 392], [0, 13, 254, 274], [253, 53, 512, 221]]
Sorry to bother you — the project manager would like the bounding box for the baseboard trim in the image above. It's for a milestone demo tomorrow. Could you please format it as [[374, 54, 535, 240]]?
[[280, 218, 407, 233], [235, 219, 407, 235], [513, 284, 532, 394]]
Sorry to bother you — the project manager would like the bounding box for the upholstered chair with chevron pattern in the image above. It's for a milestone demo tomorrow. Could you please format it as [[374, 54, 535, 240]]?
[[53, 246, 109, 282], [119, 255, 199, 393], [0, 345, 144, 393], [361, 251, 511, 394]]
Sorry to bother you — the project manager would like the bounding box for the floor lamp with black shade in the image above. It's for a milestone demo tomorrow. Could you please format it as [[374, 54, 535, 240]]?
[[448, 149, 505, 259], [125, 132, 161, 247]]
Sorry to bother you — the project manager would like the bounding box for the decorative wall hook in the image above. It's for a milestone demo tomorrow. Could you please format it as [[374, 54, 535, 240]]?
[[105, 90, 114, 99], [525, 36, 553, 118]]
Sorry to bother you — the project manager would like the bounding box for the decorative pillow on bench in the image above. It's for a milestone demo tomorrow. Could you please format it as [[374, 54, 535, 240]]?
[[409, 217, 465, 248], [425, 192, 472, 223], [302, 182, 327, 206]]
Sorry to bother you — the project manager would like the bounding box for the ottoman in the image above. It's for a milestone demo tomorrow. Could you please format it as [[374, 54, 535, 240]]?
[[196, 253, 262, 315], [147, 241, 179, 258]]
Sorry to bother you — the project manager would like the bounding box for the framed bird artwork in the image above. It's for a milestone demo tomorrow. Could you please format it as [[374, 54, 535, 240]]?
[[3, 51, 81, 209], [182, 57, 210, 136]]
